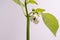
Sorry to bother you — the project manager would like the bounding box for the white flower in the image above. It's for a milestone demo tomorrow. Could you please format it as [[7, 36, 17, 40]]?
[[30, 15, 39, 24]]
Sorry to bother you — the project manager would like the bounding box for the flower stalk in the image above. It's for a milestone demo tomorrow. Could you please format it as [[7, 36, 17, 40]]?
[[25, 0, 30, 40]]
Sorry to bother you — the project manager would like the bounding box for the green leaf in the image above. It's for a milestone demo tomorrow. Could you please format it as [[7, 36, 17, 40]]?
[[36, 8, 45, 13], [27, 0, 38, 5], [42, 13, 59, 36], [13, 0, 24, 7]]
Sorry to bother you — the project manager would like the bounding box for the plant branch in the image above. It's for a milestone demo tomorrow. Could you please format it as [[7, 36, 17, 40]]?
[[25, 0, 30, 40], [21, 6, 26, 16]]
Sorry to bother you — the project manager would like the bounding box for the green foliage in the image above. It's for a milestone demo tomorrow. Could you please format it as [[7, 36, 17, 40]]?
[[42, 13, 59, 36], [13, 0, 24, 7], [31, 8, 45, 16], [27, 0, 38, 5], [35, 8, 45, 13]]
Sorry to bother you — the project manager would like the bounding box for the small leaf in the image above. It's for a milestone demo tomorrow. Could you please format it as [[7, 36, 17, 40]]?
[[36, 8, 45, 13], [13, 0, 24, 7], [27, 0, 38, 5], [42, 13, 59, 36]]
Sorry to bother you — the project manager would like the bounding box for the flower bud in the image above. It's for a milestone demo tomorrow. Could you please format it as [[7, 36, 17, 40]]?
[[32, 9, 35, 11]]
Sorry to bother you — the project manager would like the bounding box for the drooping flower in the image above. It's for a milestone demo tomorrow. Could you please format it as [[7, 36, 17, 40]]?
[[30, 14, 39, 24]]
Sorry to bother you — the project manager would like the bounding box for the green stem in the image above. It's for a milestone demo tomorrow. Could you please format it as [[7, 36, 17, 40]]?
[[25, 0, 30, 40]]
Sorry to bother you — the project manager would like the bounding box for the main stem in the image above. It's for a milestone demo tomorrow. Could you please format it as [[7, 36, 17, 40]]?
[[25, 0, 30, 40]]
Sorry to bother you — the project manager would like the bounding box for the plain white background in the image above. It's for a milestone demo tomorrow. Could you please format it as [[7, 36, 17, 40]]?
[[0, 0, 60, 40]]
